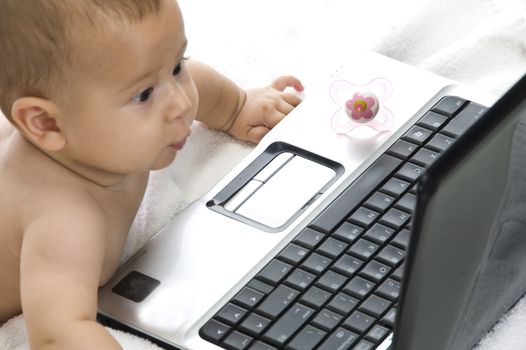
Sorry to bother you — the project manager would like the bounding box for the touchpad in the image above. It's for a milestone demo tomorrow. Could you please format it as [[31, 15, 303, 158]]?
[[207, 142, 344, 231]]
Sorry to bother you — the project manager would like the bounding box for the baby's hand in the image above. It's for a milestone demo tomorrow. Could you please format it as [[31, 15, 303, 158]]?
[[227, 76, 304, 143]]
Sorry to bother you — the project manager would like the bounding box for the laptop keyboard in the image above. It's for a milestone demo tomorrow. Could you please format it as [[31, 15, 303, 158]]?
[[199, 96, 487, 350]]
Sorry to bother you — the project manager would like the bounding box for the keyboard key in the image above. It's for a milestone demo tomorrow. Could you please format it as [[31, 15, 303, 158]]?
[[311, 308, 344, 331], [233, 287, 265, 309], [327, 291, 359, 315], [348, 207, 379, 228], [285, 325, 326, 350], [285, 268, 316, 291], [417, 111, 448, 131], [301, 253, 332, 275], [200, 319, 231, 343], [380, 208, 410, 230], [343, 310, 375, 334], [427, 133, 456, 152], [299, 286, 331, 309], [402, 126, 433, 145], [377, 245, 405, 267], [262, 303, 314, 347], [278, 243, 309, 265], [316, 270, 348, 292], [317, 237, 348, 259], [360, 294, 391, 318], [380, 177, 410, 197], [377, 278, 402, 301], [343, 276, 375, 299], [395, 192, 417, 213], [348, 239, 379, 260], [441, 102, 487, 137], [387, 139, 418, 159], [391, 229, 411, 249], [333, 254, 364, 277], [362, 223, 395, 245], [317, 327, 359, 350], [396, 162, 425, 182], [364, 192, 395, 212], [333, 222, 363, 243], [411, 147, 440, 167], [257, 260, 293, 285], [217, 303, 248, 326], [247, 279, 274, 295], [256, 285, 299, 319], [365, 324, 390, 343], [239, 313, 271, 337], [360, 260, 391, 283], [222, 330, 253, 350], [381, 307, 398, 327], [293, 227, 325, 249], [432, 96, 466, 116]]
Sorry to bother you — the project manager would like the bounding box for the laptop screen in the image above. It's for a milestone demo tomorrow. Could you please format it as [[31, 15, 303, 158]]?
[[394, 75, 526, 350]]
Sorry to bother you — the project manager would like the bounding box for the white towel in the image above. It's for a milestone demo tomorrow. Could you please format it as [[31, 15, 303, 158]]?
[[2, 0, 526, 348]]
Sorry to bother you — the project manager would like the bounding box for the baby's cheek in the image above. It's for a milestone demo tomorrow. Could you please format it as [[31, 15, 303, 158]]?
[[188, 86, 199, 124]]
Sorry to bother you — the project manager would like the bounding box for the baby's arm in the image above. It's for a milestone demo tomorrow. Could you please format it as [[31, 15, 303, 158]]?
[[187, 60, 304, 143], [20, 196, 121, 350]]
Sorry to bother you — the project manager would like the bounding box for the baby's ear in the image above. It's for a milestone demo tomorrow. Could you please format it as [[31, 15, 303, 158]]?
[[11, 97, 66, 151]]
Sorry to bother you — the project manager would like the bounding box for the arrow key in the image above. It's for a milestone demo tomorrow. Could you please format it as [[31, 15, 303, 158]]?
[[217, 303, 248, 326], [199, 319, 231, 344], [239, 313, 271, 336]]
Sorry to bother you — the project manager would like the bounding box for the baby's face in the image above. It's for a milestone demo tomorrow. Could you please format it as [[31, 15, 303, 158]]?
[[57, 0, 197, 174]]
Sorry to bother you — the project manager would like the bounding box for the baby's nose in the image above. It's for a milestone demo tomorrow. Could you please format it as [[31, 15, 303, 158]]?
[[165, 84, 193, 122]]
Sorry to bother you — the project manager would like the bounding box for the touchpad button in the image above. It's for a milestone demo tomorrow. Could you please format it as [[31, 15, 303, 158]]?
[[236, 155, 336, 228]]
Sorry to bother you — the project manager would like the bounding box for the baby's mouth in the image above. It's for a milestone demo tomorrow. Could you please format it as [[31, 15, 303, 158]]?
[[169, 137, 187, 151]]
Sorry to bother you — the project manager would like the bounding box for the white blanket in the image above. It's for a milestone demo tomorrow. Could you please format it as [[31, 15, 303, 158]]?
[[2, 0, 526, 348]]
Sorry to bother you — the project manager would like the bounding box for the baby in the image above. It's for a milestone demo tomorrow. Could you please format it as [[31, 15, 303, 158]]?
[[0, 0, 303, 349]]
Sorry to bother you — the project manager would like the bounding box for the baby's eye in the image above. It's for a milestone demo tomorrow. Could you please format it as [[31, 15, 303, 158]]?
[[172, 62, 183, 76], [132, 87, 154, 103], [173, 57, 188, 76]]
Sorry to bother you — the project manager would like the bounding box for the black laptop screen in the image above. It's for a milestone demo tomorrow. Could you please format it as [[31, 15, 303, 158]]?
[[394, 75, 526, 350]]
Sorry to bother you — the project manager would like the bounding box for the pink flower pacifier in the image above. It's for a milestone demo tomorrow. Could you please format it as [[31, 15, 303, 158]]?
[[330, 78, 394, 135], [345, 91, 379, 122]]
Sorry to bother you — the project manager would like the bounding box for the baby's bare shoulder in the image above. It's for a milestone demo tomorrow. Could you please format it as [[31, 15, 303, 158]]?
[[32, 181, 106, 224], [0, 157, 101, 250], [2, 174, 105, 247]]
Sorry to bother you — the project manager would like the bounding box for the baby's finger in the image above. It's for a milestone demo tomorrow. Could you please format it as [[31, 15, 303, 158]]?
[[271, 75, 304, 92], [281, 91, 303, 107], [275, 99, 296, 117], [246, 125, 271, 144], [264, 110, 287, 129]]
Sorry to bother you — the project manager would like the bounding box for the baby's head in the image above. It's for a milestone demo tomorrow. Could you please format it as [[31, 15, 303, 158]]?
[[0, 0, 162, 121], [0, 0, 197, 174]]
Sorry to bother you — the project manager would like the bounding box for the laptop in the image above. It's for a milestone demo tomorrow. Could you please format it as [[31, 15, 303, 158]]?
[[97, 52, 526, 350]]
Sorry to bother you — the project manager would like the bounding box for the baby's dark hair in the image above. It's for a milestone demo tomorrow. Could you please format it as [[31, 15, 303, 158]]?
[[0, 0, 162, 121]]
